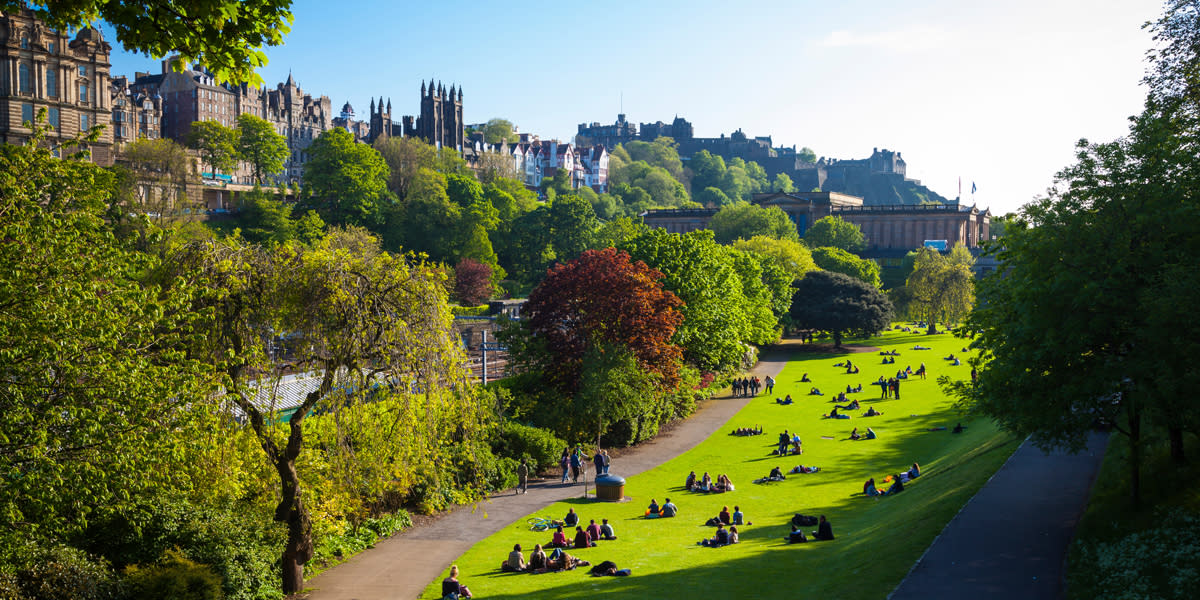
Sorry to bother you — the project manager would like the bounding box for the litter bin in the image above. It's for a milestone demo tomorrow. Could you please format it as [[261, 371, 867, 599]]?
[[594, 473, 626, 501]]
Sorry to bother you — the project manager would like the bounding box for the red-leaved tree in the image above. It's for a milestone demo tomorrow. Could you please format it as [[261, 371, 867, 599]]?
[[518, 248, 685, 392], [454, 258, 494, 305]]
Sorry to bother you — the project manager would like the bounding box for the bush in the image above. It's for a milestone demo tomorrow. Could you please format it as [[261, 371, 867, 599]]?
[[1069, 510, 1200, 600], [451, 304, 491, 317], [492, 421, 567, 475], [3, 544, 118, 600], [123, 550, 223, 600], [312, 511, 413, 569]]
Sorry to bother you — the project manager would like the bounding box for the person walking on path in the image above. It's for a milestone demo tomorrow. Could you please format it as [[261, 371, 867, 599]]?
[[592, 450, 605, 478], [559, 449, 570, 484], [765, 375, 775, 394], [516, 458, 529, 494]]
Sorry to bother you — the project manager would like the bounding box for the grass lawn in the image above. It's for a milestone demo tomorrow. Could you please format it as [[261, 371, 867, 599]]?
[[423, 328, 1021, 599]]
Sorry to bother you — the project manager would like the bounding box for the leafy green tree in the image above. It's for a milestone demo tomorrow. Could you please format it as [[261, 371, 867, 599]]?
[[239, 187, 296, 245], [547, 194, 599, 263], [798, 146, 817, 163], [237, 113, 288, 184], [7, 0, 293, 85], [771, 172, 796, 193], [789, 270, 894, 347], [695, 186, 733, 207], [387, 167, 460, 261], [732, 235, 818, 282], [812, 246, 882, 288], [804, 215, 866, 252], [485, 177, 538, 221], [482, 118, 518, 144], [119, 136, 193, 221], [592, 216, 647, 251], [708, 201, 799, 243], [905, 245, 975, 334], [623, 137, 684, 180], [374, 136, 437, 198], [187, 120, 240, 178], [302, 128, 391, 228]]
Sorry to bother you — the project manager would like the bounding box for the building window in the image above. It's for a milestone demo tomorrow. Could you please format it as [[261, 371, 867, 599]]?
[[78, 65, 88, 77], [79, 83, 89, 103], [115, 124, 124, 138], [48, 107, 59, 129], [47, 42, 55, 54], [20, 36, 29, 49], [19, 64, 31, 93], [21, 103, 33, 125], [47, 69, 57, 98], [80, 114, 89, 131]]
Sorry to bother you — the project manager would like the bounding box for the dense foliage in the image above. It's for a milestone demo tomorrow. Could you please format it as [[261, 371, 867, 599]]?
[[789, 270, 894, 347]]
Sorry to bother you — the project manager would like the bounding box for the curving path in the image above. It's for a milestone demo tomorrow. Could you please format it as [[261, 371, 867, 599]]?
[[299, 342, 827, 599]]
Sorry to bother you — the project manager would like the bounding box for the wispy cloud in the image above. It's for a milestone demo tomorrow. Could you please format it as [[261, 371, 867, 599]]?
[[815, 26, 957, 52]]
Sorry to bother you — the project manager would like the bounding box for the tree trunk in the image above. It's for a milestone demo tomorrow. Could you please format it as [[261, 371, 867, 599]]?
[[832, 330, 843, 348], [276, 457, 314, 595], [1168, 425, 1186, 464], [927, 320, 939, 334]]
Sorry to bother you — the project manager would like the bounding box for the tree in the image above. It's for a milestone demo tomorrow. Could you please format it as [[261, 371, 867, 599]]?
[[387, 167, 460, 261], [374, 136, 437, 198], [187, 120, 240, 178], [6, 0, 293, 85], [804, 215, 866, 252], [239, 187, 297, 245], [454, 258, 493, 305], [771, 172, 796, 193], [798, 146, 817, 163], [733, 235, 819, 282], [482, 118, 518, 144], [475, 149, 520, 183], [118, 137, 193, 221], [708, 201, 800, 244], [302, 128, 391, 227], [812, 246, 882, 288], [177, 229, 471, 594], [789, 270, 894, 347], [546, 194, 600, 263], [695, 186, 733, 207], [623, 138, 684, 180], [237, 113, 288, 184], [905, 245, 975, 334], [508, 247, 684, 397]]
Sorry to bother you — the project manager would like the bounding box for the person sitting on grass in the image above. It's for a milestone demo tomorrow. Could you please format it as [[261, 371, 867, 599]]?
[[698, 472, 712, 492], [790, 435, 803, 455], [442, 565, 473, 599], [812, 515, 835, 541], [661, 498, 678, 517], [700, 523, 731, 547], [865, 427, 878, 440], [599, 518, 617, 540], [787, 524, 808, 543], [647, 498, 660, 517], [563, 508, 579, 527], [573, 525, 595, 548], [732, 506, 745, 525], [953, 422, 966, 433], [716, 473, 735, 492], [768, 466, 785, 480], [728, 525, 739, 544], [801, 373, 811, 382], [586, 519, 603, 542], [909, 462, 921, 479], [952, 357, 962, 366], [886, 474, 905, 495], [528, 544, 547, 571], [863, 406, 882, 417], [850, 427, 862, 441], [549, 525, 569, 548], [685, 471, 697, 490], [501, 543, 526, 572], [827, 406, 839, 419], [777, 396, 794, 405]]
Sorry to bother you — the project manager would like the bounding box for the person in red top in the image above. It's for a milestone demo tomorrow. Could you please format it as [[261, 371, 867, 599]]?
[[549, 525, 569, 548], [718, 506, 732, 525], [586, 519, 602, 542], [572, 525, 595, 548]]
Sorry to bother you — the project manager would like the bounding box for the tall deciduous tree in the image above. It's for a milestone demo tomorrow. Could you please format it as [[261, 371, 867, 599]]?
[[482, 118, 518, 144], [302, 128, 391, 227], [804, 215, 866, 252], [237, 113, 288, 184], [374, 136, 437, 198], [118, 136, 193, 220], [789, 270, 894, 347], [454, 258, 493, 306], [733, 235, 819, 282], [6, 0, 293, 85], [905, 245, 975, 334], [177, 229, 469, 594], [812, 246, 882, 288], [708, 201, 800, 243], [187, 119, 240, 178]]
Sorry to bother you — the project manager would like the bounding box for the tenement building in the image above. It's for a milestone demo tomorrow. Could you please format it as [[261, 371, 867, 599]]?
[[110, 75, 162, 147], [1, 8, 114, 164]]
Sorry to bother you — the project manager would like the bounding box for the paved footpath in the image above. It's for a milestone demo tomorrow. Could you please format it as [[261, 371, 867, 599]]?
[[889, 431, 1109, 600], [301, 345, 802, 600]]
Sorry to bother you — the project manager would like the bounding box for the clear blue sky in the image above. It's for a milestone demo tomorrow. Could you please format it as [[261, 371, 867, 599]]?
[[107, 0, 1164, 215]]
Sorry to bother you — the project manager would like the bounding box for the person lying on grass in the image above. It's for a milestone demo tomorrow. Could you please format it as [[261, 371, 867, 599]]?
[[812, 515, 835, 541], [776, 396, 794, 405], [548, 525, 569, 548], [847, 384, 863, 393], [809, 387, 823, 396], [541, 548, 589, 572], [501, 543, 526, 572], [790, 464, 819, 474], [835, 399, 860, 410]]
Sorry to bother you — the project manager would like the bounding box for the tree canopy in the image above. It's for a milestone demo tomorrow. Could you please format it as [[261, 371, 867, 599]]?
[[237, 113, 289, 184], [811, 246, 882, 288], [188, 120, 240, 177], [904, 245, 975, 334], [302, 128, 391, 227], [804, 215, 866, 252], [789, 270, 894, 347], [708, 201, 800, 244]]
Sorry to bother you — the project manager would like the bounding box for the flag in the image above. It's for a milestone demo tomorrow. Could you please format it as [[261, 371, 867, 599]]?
[[971, 182, 977, 194]]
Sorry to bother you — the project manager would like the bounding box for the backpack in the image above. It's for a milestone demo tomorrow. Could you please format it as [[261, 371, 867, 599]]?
[[589, 560, 618, 575], [792, 514, 818, 527]]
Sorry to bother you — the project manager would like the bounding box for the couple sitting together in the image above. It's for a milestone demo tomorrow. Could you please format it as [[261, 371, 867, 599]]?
[[698, 524, 739, 547], [646, 498, 678, 518], [849, 427, 877, 441]]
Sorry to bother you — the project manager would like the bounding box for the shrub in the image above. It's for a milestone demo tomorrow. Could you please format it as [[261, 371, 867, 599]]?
[[123, 550, 223, 600], [4, 544, 118, 600], [1068, 510, 1200, 600], [493, 421, 567, 475], [451, 304, 491, 317], [312, 511, 413, 569]]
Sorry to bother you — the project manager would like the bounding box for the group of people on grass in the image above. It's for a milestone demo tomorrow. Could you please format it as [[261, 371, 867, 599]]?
[[775, 430, 803, 455], [849, 427, 877, 441], [786, 515, 835, 543], [685, 471, 735, 493], [731, 425, 764, 436], [862, 463, 921, 497]]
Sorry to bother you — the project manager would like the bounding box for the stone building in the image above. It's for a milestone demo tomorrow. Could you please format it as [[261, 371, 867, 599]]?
[[109, 75, 161, 147], [332, 100, 369, 141], [401, 79, 463, 151], [0, 9, 114, 164]]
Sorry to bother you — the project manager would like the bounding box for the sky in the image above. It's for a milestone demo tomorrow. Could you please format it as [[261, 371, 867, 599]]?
[[105, 0, 1167, 216]]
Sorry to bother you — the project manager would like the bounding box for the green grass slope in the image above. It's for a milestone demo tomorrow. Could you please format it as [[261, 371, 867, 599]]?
[[423, 329, 1020, 599]]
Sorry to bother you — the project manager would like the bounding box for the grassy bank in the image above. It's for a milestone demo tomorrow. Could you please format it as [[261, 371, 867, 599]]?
[[423, 329, 1020, 599]]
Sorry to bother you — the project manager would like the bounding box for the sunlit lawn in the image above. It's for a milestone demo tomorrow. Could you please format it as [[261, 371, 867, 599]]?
[[422, 328, 1020, 599]]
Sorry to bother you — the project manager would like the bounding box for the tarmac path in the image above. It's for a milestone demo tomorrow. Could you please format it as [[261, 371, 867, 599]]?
[[301, 343, 819, 600], [888, 431, 1109, 600]]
